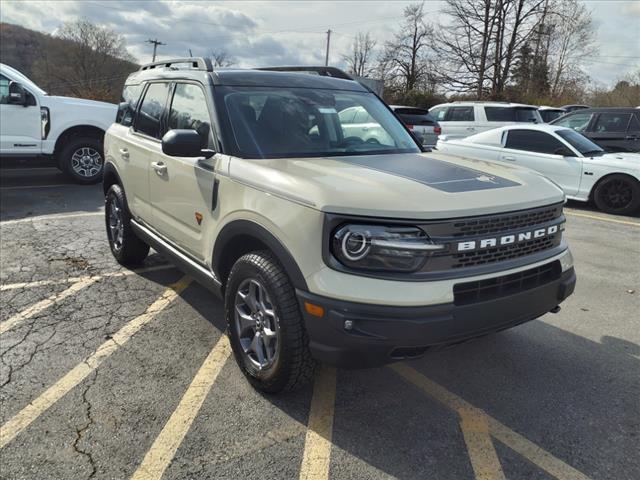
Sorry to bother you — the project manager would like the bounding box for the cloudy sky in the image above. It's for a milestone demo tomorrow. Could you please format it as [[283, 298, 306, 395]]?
[[1, 0, 639, 87]]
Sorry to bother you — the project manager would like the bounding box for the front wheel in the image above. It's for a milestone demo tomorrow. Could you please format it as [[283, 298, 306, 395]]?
[[593, 175, 640, 215], [225, 251, 315, 393], [60, 137, 105, 184]]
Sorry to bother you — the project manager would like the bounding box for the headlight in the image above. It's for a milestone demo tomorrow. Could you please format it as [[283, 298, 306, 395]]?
[[331, 224, 445, 272]]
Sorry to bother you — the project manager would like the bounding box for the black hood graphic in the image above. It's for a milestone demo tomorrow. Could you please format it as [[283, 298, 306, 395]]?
[[337, 154, 520, 193]]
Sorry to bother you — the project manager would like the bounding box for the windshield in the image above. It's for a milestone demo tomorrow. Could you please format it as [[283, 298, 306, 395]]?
[[557, 129, 604, 156], [215, 86, 420, 159]]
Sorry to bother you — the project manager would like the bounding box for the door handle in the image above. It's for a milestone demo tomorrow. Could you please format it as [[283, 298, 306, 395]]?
[[151, 161, 167, 176], [119, 148, 129, 160], [625, 135, 639, 140], [502, 156, 516, 161], [466, 127, 476, 131]]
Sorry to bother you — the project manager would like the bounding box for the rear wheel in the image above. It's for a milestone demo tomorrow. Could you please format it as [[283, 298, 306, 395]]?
[[60, 137, 104, 184], [105, 184, 150, 265], [593, 174, 640, 215], [225, 251, 315, 393]]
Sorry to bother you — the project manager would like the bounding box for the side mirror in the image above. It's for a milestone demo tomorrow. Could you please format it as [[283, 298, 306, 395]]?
[[8, 81, 27, 106], [161, 129, 213, 158], [553, 147, 574, 157]]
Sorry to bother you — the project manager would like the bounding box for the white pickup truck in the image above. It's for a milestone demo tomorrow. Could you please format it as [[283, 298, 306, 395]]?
[[0, 63, 117, 183]]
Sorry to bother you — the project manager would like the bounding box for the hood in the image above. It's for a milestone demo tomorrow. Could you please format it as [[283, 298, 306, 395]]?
[[41, 95, 117, 111], [591, 152, 640, 172], [229, 152, 565, 220]]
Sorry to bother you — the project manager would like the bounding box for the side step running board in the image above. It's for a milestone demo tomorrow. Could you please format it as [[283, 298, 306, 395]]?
[[131, 220, 223, 298]]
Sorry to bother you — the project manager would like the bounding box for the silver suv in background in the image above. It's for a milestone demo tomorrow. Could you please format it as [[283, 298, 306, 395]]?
[[389, 105, 441, 147], [429, 102, 542, 140]]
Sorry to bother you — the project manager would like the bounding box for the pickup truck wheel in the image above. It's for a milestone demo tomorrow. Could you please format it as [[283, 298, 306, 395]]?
[[105, 184, 150, 265], [226, 251, 315, 393], [593, 175, 640, 215], [61, 137, 104, 184]]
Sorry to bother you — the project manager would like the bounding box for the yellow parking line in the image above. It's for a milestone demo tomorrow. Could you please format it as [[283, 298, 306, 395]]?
[[0, 277, 98, 335], [0, 264, 174, 291], [299, 366, 337, 480], [391, 364, 591, 480], [130, 335, 231, 480], [0, 211, 103, 224], [0, 277, 190, 449], [564, 210, 640, 227], [459, 408, 506, 480]]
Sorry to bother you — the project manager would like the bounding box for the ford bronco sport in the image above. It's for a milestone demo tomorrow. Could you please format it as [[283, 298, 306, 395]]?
[[103, 59, 576, 393]]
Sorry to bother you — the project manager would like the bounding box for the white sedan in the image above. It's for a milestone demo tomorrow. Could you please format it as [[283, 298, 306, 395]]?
[[436, 124, 640, 215]]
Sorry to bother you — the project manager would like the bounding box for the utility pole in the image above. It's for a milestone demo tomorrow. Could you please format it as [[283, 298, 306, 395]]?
[[146, 38, 166, 62], [324, 29, 332, 66]]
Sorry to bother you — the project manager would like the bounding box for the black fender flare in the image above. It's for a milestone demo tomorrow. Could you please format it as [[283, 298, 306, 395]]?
[[102, 162, 123, 196], [213, 220, 308, 291]]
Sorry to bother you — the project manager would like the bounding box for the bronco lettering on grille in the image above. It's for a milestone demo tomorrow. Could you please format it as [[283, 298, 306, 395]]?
[[456, 224, 562, 252]]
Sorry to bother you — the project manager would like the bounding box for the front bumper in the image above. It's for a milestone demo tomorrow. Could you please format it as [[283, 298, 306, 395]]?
[[297, 265, 576, 368]]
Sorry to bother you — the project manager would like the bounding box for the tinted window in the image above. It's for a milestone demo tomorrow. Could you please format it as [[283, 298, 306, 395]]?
[[553, 112, 592, 132], [429, 106, 447, 121], [216, 86, 419, 159], [539, 110, 565, 123], [629, 115, 640, 132], [505, 130, 567, 154], [557, 129, 604, 156], [396, 111, 436, 126], [168, 83, 212, 148], [116, 84, 143, 127], [447, 106, 474, 121], [0, 74, 9, 104], [134, 83, 170, 139], [486, 107, 540, 122], [593, 113, 632, 133]]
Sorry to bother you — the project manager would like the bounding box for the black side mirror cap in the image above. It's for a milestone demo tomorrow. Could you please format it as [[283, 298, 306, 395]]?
[[8, 81, 27, 106], [162, 129, 209, 157]]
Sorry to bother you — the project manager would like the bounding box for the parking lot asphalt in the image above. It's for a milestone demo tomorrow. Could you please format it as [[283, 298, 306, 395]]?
[[0, 167, 638, 480]]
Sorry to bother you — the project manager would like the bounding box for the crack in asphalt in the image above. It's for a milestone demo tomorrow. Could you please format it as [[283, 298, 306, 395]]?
[[72, 368, 99, 479]]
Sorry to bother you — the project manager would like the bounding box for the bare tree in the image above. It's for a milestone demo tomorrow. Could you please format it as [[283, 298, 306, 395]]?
[[342, 31, 376, 77], [209, 49, 235, 67], [37, 18, 135, 101], [546, 0, 597, 99], [380, 2, 435, 93]]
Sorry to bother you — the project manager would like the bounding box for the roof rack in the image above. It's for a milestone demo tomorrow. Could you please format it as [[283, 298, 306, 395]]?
[[257, 66, 354, 81], [140, 57, 213, 72]]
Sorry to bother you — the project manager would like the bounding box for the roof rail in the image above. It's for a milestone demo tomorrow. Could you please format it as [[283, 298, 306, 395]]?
[[140, 57, 213, 72], [257, 66, 354, 81]]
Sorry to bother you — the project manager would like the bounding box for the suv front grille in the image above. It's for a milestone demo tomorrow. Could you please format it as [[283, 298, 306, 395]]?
[[450, 204, 561, 237], [453, 261, 561, 305], [452, 236, 557, 268]]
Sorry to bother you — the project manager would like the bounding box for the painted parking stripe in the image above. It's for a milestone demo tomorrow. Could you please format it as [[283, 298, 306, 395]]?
[[0, 211, 103, 225], [0, 277, 191, 449], [130, 335, 231, 480], [0, 265, 175, 335], [564, 210, 640, 227], [0, 264, 174, 291], [391, 364, 591, 480], [299, 366, 337, 480], [459, 407, 506, 480]]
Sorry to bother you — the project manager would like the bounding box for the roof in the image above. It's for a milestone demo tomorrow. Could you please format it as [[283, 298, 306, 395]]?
[[431, 101, 538, 109], [126, 63, 367, 92], [538, 106, 566, 111], [564, 107, 639, 114]]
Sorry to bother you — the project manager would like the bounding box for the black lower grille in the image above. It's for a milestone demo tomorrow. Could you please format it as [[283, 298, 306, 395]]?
[[453, 261, 561, 306], [452, 235, 559, 268]]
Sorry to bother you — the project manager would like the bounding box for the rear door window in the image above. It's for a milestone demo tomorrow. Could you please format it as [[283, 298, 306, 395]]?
[[446, 106, 474, 121], [593, 113, 632, 133], [505, 130, 567, 155], [628, 115, 640, 132], [134, 82, 170, 139]]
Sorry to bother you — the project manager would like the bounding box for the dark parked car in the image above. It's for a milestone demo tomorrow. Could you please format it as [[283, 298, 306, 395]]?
[[389, 105, 441, 147], [561, 104, 590, 112], [551, 107, 640, 153]]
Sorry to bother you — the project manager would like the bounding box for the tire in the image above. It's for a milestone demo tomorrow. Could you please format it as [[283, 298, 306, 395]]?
[[225, 251, 315, 393], [60, 136, 105, 184], [593, 174, 640, 215], [105, 184, 150, 266]]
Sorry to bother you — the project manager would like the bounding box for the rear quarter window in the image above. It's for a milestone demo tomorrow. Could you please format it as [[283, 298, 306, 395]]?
[[446, 106, 474, 121], [116, 84, 143, 127]]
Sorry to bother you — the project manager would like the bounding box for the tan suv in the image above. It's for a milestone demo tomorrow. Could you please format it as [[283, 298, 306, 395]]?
[[103, 59, 576, 393]]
